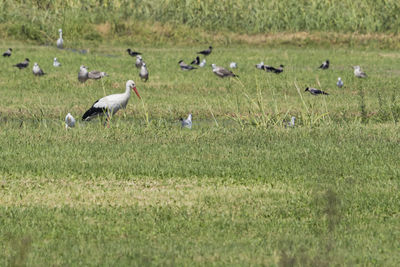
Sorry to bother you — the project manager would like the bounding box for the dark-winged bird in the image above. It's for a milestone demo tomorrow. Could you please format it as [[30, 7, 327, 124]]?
[[305, 87, 329, 95], [127, 48, 141, 57], [2, 48, 12, 57], [13, 58, 30, 69], [179, 60, 197, 70], [191, 56, 200, 65], [319, 60, 329, 70], [197, 46, 212, 56]]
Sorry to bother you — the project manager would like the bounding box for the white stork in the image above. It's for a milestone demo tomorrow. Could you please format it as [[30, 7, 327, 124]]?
[[82, 80, 141, 122]]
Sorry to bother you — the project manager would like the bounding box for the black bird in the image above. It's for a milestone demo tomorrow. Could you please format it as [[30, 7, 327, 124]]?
[[197, 46, 213, 56], [191, 56, 200, 65], [272, 65, 284, 74], [13, 58, 30, 69], [126, 48, 141, 57], [305, 87, 329, 95], [263, 65, 275, 72], [179, 60, 197, 70], [319, 60, 329, 70], [2, 48, 12, 57], [264, 64, 284, 74]]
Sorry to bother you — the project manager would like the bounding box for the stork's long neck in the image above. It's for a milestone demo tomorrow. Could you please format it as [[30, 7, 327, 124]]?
[[124, 85, 131, 98], [59, 31, 63, 39]]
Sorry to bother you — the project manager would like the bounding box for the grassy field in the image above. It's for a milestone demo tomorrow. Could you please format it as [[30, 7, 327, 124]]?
[[1, 0, 400, 48], [0, 42, 399, 265]]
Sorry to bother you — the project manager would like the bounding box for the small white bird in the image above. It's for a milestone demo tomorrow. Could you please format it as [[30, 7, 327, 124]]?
[[135, 55, 143, 68], [353, 66, 367, 78], [286, 116, 296, 128], [139, 62, 148, 82], [337, 77, 343, 88], [57, 28, 63, 49], [53, 57, 61, 67], [65, 113, 76, 129], [199, 59, 206, 68], [32, 62, 45, 76], [230, 62, 237, 69], [255, 61, 264, 69], [180, 113, 192, 129]]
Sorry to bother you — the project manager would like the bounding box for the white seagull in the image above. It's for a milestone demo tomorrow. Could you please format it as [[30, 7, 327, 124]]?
[[139, 62, 149, 82], [65, 113, 76, 129], [199, 59, 206, 67], [32, 62, 45, 76], [353, 66, 367, 78], [78, 65, 108, 83], [337, 77, 343, 88], [180, 113, 192, 129], [78, 65, 89, 83], [82, 80, 141, 122], [57, 29, 63, 49], [211, 64, 238, 78], [285, 116, 296, 128], [53, 57, 61, 67], [135, 55, 143, 68]]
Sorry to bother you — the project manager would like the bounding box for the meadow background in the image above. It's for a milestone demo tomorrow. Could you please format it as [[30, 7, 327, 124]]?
[[0, 0, 400, 266]]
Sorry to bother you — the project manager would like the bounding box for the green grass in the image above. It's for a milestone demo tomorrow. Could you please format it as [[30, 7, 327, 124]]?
[[1, 0, 400, 47], [0, 42, 399, 265]]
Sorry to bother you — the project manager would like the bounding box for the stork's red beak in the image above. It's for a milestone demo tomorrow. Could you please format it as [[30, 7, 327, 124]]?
[[132, 87, 141, 99]]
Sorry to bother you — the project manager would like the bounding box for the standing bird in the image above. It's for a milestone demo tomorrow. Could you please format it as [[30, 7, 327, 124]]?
[[127, 48, 141, 57], [32, 62, 45, 76], [229, 62, 237, 69], [197, 46, 213, 56], [211, 64, 238, 78], [180, 113, 192, 129], [78, 65, 89, 83], [13, 58, 30, 69], [353, 66, 367, 78], [139, 62, 149, 82], [191, 56, 200, 65], [57, 29, 63, 49], [65, 113, 76, 129], [82, 80, 141, 121], [199, 59, 206, 68], [179, 60, 197, 70], [135, 55, 143, 68], [305, 87, 329, 95], [53, 57, 61, 67], [2, 48, 12, 57], [319, 60, 329, 70], [337, 77, 343, 88]]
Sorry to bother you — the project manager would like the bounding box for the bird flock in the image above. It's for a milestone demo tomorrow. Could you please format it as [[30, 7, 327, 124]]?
[[2, 29, 369, 129]]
